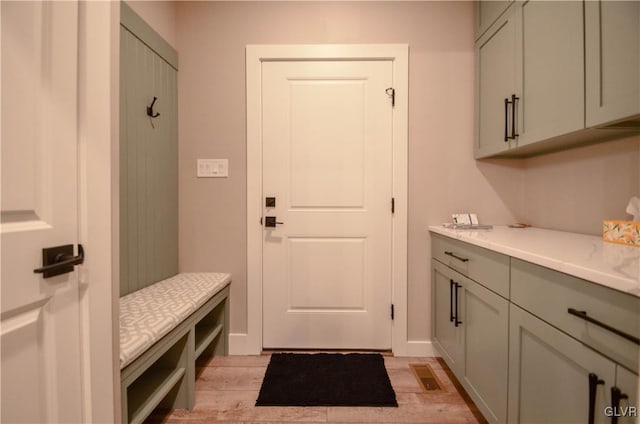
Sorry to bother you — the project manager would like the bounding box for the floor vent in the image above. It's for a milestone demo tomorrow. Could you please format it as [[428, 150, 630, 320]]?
[[409, 363, 444, 392]]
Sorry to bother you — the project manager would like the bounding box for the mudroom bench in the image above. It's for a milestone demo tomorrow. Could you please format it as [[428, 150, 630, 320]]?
[[119, 273, 231, 424]]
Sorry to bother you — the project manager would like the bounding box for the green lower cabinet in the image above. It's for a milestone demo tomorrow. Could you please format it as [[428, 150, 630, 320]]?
[[432, 234, 639, 424], [432, 260, 508, 423], [432, 260, 464, 375], [462, 276, 509, 423], [612, 366, 639, 424], [508, 304, 617, 424]]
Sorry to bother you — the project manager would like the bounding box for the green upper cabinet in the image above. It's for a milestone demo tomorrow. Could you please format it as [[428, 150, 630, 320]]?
[[585, 1, 640, 128], [515, 0, 584, 148], [475, 5, 518, 158], [475, 0, 514, 40], [476, 1, 584, 158], [476, 0, 640, 159]]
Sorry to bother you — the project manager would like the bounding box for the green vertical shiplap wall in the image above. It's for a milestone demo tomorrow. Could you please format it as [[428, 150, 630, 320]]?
[[120, 3, 178, 296]]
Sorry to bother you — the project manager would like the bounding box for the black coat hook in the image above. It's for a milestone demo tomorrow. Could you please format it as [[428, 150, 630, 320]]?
[[146, 96, 160, 118]]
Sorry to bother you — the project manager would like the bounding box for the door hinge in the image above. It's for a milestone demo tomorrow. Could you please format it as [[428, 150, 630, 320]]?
[[391, 197, 395, 214], [385, 87, 395, 107], [391, 304, 395, 320]]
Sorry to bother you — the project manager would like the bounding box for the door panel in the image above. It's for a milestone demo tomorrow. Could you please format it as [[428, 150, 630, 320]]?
[[262, 60, 393, 349], [289, 81, 365, 208], [288, 238, 366, 310], [1, 1, 83, 422]]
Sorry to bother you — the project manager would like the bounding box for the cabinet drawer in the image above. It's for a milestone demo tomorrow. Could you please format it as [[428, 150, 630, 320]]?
[[431, 234, 510, 298], [511, 258, 640, 373]]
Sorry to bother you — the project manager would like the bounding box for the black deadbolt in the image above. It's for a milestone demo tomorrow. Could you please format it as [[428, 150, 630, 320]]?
[[265, 197, 276, 207]]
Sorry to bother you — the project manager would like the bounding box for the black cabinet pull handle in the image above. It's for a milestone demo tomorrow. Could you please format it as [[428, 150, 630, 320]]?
[[588, 373, 605, 424], [445, 251, 469, 263], [449, 279, 455, 323], [568, 308, 640, 345], [454, 283, 463, 327], [511, 94, 519, 138], [504, 98, 509, 142], [611, 386, 629, 424]]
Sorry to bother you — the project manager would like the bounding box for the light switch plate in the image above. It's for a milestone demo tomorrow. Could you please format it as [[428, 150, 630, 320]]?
[[197, 159, 228, 178]]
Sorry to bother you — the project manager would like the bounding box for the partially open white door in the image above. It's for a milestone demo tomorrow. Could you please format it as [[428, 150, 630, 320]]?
[[262, 60, 394, 350], [1, 2, 84, 422]]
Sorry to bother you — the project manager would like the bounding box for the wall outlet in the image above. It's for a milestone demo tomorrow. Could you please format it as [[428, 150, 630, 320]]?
[[197, 159, 228, 178]]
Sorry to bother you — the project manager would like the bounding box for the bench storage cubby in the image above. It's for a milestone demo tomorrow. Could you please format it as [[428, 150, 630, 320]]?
[[119, 273, 230, 424]]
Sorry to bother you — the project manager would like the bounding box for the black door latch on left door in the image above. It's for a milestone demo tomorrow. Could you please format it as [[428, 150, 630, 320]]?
[[33, 244, 84, 278]]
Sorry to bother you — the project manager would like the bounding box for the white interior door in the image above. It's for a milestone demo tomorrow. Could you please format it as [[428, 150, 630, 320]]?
[[1, 2, 84, 422], [262, 60, 393, 350]]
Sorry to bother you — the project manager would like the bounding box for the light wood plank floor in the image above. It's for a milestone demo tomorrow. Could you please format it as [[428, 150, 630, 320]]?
[[148, 354, 486, 423]]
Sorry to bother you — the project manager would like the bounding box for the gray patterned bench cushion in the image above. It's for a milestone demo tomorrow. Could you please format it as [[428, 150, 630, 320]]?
[[119, 272, 231, 369]]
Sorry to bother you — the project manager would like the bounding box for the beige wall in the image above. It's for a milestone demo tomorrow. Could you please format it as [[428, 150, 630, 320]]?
[[521, 135, 640, 235], [175, 1, 524, 341], [126, 0, 177, 49], [174, 1, 639, 343]]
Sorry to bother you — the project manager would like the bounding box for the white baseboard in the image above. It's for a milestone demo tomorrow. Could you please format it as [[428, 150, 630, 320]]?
[[402, 340, 438, 357], [228, 332, 261, 355], [228, 333, 247, 355]]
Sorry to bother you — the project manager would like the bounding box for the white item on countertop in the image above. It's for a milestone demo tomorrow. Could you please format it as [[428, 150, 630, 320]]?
[[626, 196, 640, 221], [452, 213, 479, 225]]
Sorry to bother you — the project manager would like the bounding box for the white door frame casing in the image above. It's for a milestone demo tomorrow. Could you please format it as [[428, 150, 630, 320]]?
[[242, 44, 409, 356], [78, 1, 120, 421]]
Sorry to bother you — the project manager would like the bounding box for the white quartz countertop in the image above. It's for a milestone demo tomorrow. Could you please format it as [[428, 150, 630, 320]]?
[[428, 225, 640, 297]]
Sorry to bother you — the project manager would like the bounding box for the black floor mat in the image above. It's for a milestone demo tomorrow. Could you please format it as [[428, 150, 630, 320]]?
[[255, 353, 398, 407]]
